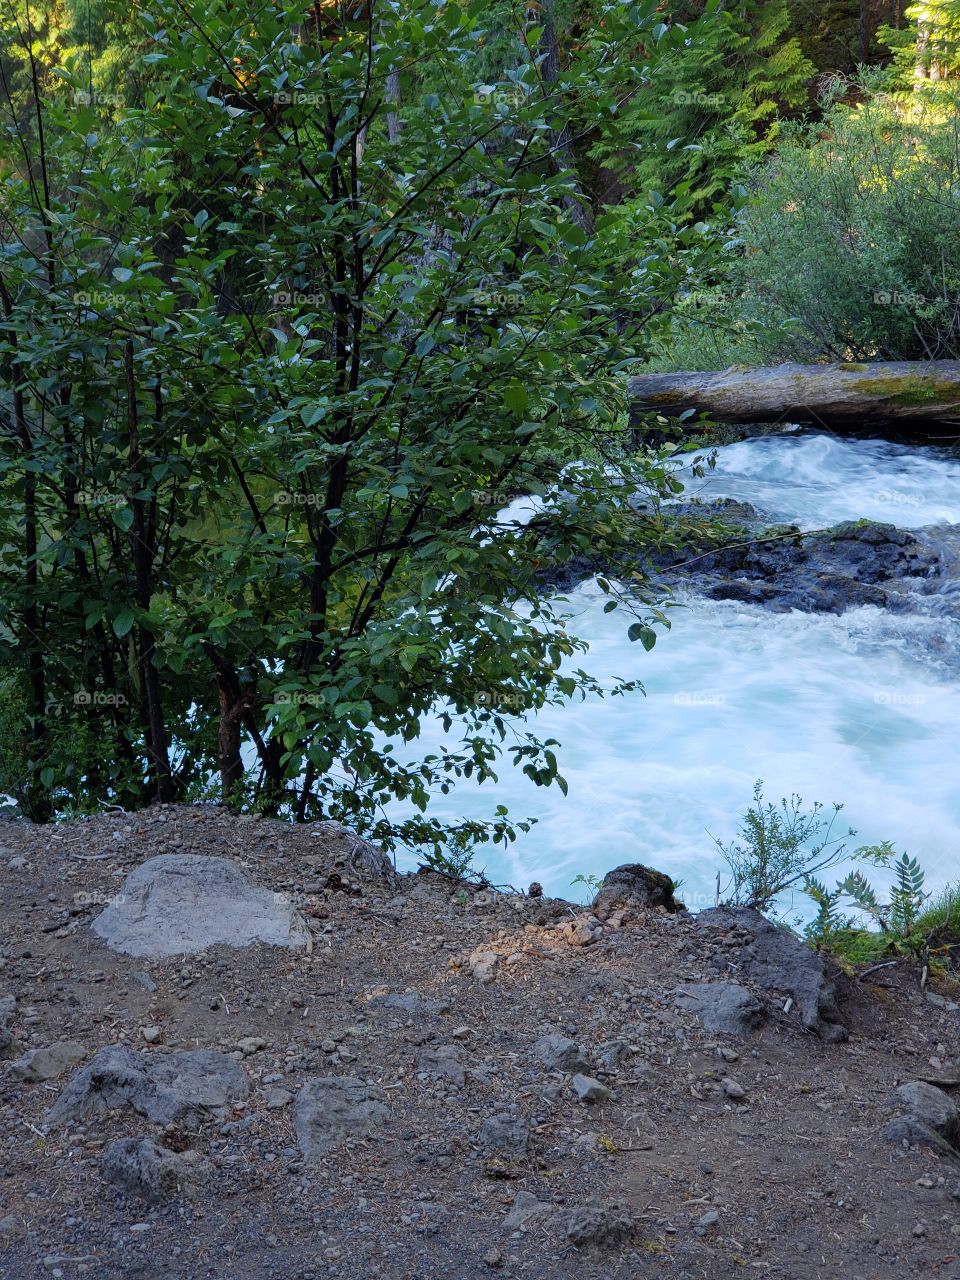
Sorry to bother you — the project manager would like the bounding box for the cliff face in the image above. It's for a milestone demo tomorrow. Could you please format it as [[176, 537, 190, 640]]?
[[0, 805, 958, 1279]]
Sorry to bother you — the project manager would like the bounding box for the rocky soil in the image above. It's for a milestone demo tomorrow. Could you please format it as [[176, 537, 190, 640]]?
[[2, 806, 960, 1279]]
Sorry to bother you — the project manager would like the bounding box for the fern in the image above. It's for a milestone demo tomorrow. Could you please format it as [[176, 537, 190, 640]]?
[[838, 869, 887, 930], [810, 846, 933, 955], [802, 875, 848, 943], [890, 853, 929, 938], [599, 0, 813, 212]]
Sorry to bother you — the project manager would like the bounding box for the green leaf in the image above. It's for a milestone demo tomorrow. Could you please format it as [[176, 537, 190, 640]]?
[[503, 382, 529, 415], [112, 608, 136, 638], [627, 623, 657, 650]]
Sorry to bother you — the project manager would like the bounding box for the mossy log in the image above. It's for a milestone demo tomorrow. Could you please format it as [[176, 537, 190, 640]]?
[[628, 361, 960, 432]]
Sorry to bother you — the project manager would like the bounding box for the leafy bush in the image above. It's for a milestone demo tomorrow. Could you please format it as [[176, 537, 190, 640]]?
[[726, 76, 960, 362], [714, 779, 854, 912]]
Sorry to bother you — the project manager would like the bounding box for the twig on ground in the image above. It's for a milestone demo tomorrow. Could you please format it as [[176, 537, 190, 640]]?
[[858, 959, 899, 981]]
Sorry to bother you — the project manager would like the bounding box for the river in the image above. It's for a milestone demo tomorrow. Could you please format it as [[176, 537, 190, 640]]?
[[390, 429, 960, 914]]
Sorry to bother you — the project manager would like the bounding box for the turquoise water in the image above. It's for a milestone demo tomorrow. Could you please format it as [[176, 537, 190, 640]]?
[[388, 432, 960, 909]]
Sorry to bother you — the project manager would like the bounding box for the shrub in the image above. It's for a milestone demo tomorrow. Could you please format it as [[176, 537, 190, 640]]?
[[713, 779, 854, 912], [727, 76, 960, 362]]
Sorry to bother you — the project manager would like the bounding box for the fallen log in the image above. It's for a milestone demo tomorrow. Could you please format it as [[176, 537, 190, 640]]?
[[628, 361, 960, 433]]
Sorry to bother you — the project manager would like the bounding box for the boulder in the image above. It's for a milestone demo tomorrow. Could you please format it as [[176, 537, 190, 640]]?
[[566, 1200, 636, 1247], [694, 907, 846, 1040], [502, 1191, 554, 1232], [91, 854, 311, 958], [12, 1041, 87, 1082], [293, 1077, 389, 1161], [533, 1033, 590, 1074], [478, 1115, 529, 1158], [884, 1081, 960, 1161], [45, 1046, 249, 1127], [571, 1073, 611, 1103], [655, 518, 941, 617], [0, 1027, 21, 1061], [417, 1046, 466, 1087], [592, 865, 680, 921], [102, 1137, 211, 1202], [366, 992, 446, 1015], [673, 983, 765, 1036], [468, 947, 499, 985]]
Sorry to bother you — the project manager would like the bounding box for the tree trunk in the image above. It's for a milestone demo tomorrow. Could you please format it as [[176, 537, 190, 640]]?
[[126, 341, 174, 803], [628, 361, 960, 433]]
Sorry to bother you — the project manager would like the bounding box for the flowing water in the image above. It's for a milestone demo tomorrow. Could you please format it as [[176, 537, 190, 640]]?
[[391, 430, 960, 911]]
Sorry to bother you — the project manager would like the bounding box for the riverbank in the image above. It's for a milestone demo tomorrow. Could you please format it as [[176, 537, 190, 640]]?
[[2, 806, 960, 1279]]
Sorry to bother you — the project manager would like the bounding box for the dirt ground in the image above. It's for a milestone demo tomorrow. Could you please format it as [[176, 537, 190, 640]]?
[[1, 804, 959, 1280]]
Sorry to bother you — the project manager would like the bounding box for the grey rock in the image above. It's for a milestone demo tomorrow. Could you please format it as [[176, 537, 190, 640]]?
[[468, 948, 499, 985], [534, 1033, 589, 1074], [91, 854, 311, 958], [560, 916, 603, 947], [293, 1077, 388, 1161], [695, 1209, 720, 1234], [571, 1073, 611, 1103], [367, 992, 444, 1015], [12, 1041, 87, 1082], [596, 1039, 633, 1071], [417, 1046, 465, 1087], [0, 1027, 21, 1060], [695, 907, 846, 1039], [263, 1087, 294, 1110], [884, 1081, 960, 1159], [722, 1077, 746, 1099], [565, 1200, 635, 1247], [592, 864, 679, 921], [503, 1190, 553, 1231], [674, 982, 764, 1035], [926, 992, 960, 1012], [102, 1137, 211, 1202], [479, 1115, 529, 1158], [46, 1046, 249, 1127], [652, 517, 941, 617], [0, 995, 15, 1026]]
